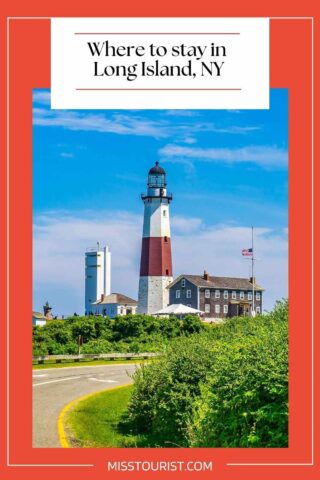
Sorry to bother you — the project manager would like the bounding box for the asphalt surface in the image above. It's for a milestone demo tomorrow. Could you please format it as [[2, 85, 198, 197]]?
[[32, 363, 138, 448]]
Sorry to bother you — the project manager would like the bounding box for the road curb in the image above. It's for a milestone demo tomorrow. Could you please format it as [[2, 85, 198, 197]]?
[[57, 383, 132, 448]]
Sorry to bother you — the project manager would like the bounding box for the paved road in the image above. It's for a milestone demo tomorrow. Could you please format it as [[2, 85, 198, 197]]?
[[32, 363, 138, 447]]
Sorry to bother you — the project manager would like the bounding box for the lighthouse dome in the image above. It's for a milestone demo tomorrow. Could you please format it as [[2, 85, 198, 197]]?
[[148, 161, 166, 175]]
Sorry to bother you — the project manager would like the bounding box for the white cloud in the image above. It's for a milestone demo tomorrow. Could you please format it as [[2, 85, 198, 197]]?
[[33, 108, 172, 139], [33, 105, 261, 140], [171, 215, 203, 233], [181, 137, 197, 145], [32, 91, 51, 105], [160, 144, 287, 169], [33, 211, 287, 315]]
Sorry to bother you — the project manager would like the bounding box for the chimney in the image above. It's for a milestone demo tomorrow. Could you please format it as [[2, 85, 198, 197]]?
[[203, 270, 209, 281], [250, 276, 256, 284]]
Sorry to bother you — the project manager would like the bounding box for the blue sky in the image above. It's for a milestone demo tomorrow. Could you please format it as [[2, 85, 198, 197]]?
[[33, 89, 288, 315]]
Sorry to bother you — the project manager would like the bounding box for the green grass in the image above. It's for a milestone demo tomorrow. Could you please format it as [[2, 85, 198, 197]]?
[[33, 359, 147, 370], [66, 383, 171, 448], [66, 385, 138, 447]]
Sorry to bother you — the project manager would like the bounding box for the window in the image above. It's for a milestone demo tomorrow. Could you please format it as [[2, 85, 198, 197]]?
[[256, 292, 261, 300], [215, 290, 220, 298], [205, 304, 210, 313], [215, 304, 220, 314], [240, 291, 244, 299], [176, 290, 180, 299], [165, 269, 169, 275], [181, 279, 186, 288], [232, 291, 237, 299], [223, 304, 228, 314], [256, 306, 261, 314], [149, 174, 165, 187], [205, 289, 210, 298], [224, 290, 228, 299], [163, 210, 166, 217], [164, 236, 168, 243], [248, 292, 253, 300], [186, 289, 191, 298]]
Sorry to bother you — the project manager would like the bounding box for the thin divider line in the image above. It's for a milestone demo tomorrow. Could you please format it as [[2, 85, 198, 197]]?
[[6, 17, 94, 469], [310, 15, 314, 466], [74, 32, 240, 35], [76, 88, 242, 91], [6, 15, 10, 469], [9, 464, 94, 467], [227, 16, 315, 469], [227, 463, 314, 466]]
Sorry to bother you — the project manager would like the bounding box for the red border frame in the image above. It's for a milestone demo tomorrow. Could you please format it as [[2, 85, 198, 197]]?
[[1, 7, 318, 480]]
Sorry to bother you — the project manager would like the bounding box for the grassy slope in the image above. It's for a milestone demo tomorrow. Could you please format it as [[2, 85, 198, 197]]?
[[66, 385, 137, 447]]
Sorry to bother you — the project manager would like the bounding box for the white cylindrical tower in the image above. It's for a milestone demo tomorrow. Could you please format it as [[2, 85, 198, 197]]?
[[85, 244, 111, 314], [138, 162, 173, 314], [104, 246, 111, 296]]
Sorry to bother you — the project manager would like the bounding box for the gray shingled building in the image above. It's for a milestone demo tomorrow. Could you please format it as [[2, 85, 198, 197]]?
[[168, 271, 264, 318]]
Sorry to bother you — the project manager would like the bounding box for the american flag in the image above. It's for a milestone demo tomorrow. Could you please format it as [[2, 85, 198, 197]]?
[[242, 248, 253, 256]]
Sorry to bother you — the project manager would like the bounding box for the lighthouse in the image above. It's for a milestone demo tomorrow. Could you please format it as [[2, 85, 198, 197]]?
[[138, 162, 173, 314]]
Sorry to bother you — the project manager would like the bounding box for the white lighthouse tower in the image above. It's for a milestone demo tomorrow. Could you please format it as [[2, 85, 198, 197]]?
[[138, 162, 173, 314], [85, 244, 111, 314]]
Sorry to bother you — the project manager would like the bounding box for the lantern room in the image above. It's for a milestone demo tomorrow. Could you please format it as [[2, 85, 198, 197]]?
[[148, 161, 167, 188]]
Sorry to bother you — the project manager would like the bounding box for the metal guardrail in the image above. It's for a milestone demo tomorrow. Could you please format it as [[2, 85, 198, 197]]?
[[32, 352, 159, 364]]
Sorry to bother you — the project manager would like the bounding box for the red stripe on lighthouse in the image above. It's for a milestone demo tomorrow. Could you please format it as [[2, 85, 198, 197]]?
[[139, 237, 172, 277]]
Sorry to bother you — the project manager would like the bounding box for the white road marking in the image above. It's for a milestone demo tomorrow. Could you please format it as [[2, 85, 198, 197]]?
[[32, 374, 47, 378], [32, 363, 139, 372], [33, 376, 81, 387], [88, 377, 117, 383]]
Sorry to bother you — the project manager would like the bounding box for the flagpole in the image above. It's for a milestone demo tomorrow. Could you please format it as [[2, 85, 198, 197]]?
[[252, 226, 255, 316]]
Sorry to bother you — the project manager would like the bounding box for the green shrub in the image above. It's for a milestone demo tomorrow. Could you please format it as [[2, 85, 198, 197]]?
[[181, 315, 205, 334], [79, 339, 113, 354], [126, 334, 215, 446], [32, 314, 204, 355], [189, 312, 288, 447], [32, 343, 48, 356], [126, 300, 288, 448]]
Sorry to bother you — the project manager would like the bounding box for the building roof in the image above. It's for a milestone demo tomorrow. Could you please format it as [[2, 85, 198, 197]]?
[[32, 311, 46, 319], [148, 161, 166, 175], [168, 274, 264, 291], [154, 304, 203, 315], [92, 293, 138, 306]]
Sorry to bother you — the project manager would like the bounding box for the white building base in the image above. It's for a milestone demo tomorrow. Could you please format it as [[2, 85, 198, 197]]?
[[138, 276, 173, 314]]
